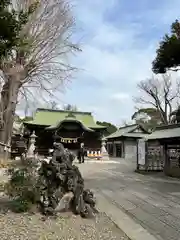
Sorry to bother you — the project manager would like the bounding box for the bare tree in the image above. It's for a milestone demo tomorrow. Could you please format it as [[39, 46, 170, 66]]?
[[134, 74, 180, 124], [50, 101, 59, 110], [63, 104, 78, 111], [42, 100, 60, 110], [0, 0, 79, 153]]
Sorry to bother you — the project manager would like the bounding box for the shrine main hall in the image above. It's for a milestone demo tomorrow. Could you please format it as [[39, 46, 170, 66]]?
[[23, 108, 107, 155]]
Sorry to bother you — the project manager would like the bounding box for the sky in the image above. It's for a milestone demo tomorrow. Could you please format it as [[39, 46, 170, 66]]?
[[17, 0, 180, 125], [59, 0, 180, 125]]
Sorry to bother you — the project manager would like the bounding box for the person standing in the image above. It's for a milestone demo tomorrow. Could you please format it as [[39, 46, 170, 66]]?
[[78, 142, 85, 163]]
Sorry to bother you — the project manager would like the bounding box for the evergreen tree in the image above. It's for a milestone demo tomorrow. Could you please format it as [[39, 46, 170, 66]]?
[[96, 121, 117, 136], [0, 0, 38, 59], [152, 20, 180, 73]]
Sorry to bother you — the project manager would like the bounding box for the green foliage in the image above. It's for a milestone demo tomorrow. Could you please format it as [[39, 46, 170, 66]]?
[[96, 121, 117, 136], [174, 107, 180, 123], [170, 106, 180, 123], [132, 108, 161, 120], [152, 20, 180, 73], [4, 164, 39, 212], [132, 108, 162, 130], [0, 0, 39, 59], [11, 198, 34, 213]]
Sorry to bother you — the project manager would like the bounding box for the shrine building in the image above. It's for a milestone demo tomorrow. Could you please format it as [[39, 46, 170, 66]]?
[[23, 108, 106, 156]]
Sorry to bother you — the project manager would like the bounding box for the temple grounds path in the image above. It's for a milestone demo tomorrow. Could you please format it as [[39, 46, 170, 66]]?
[[79, 158, 180, 240]]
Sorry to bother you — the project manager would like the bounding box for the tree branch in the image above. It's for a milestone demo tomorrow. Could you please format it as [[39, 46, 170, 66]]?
[[134, 74, 179, 124]]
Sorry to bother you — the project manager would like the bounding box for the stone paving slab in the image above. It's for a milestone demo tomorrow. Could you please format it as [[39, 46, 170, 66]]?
[[95, 192, 159, 240], [78, 160, 180, 240]]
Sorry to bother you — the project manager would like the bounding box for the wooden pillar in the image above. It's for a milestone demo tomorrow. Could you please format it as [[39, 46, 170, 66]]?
[[136, 140, 139, 170], [113, 142, 116, 157], [122, 141, 125, 158]]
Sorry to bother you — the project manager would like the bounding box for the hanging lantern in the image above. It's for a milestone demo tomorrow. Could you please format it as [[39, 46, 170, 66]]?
[[59, 137, 80, 143]]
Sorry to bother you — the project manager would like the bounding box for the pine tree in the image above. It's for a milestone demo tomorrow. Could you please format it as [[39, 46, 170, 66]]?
[[152, 20, 180, 73]]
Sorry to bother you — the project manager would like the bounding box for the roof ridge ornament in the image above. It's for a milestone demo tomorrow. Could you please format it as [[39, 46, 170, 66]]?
[[65, 112, 76, 119]]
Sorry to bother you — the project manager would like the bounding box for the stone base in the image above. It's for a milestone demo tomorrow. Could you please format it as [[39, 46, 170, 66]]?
[[101, 153, 110, 161]]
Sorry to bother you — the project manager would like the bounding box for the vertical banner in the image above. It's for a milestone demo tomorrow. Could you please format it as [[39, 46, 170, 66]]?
[[138, 139, 146, 165]]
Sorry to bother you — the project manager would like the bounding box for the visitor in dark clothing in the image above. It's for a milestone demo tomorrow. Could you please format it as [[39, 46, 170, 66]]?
[[78, 143, 85, 163]]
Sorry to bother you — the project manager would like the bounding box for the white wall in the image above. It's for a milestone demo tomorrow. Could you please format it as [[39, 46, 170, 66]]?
[[124, 140, 137, 163]]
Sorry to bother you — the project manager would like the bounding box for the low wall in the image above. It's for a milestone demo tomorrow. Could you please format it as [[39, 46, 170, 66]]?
[[164, 167, 180, 178]]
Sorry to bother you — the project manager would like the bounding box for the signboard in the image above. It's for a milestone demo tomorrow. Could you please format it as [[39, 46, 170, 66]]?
[[138, 139, 146, 165]]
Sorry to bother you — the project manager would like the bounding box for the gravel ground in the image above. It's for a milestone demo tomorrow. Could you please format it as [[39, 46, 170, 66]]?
[[0, 210, 129, 240], [0, 162, 129, 239]]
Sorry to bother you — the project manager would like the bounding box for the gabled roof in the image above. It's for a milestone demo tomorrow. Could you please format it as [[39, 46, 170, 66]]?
[[106, 123, 149, 139], [147, 123, 180, 140], [24, 108, 106, 130], [46, 117, 94, 132]]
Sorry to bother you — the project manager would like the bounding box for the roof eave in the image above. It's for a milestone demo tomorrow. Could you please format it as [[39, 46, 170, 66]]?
[[91, 126, 107, 130], [23, 122, 49, 127], [45, 119, 94, 132], [106, 133, 149, 140]]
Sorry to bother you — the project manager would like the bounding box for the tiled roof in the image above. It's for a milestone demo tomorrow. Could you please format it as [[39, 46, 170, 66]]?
[[147, 124, 180, 140], [106, 124, 148, 139], [24, 108, 106, 129]]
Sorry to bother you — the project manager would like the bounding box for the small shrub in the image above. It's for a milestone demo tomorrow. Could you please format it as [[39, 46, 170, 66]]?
[[4, 162, 40, 213], [11, 198, 34, 213]]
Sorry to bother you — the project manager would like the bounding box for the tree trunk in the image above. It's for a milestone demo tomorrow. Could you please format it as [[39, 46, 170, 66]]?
[[0, 77, 21, 158]]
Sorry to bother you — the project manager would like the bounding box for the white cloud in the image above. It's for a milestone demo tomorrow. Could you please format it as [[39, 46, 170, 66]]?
[[110, 93, 130, 101], [57, 0, 180, 124]]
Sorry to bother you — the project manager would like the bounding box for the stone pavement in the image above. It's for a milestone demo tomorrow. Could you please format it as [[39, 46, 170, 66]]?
[[79, 158, 180, 240]]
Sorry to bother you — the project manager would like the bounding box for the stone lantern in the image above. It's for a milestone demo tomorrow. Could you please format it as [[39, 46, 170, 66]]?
[[27, 131, 37, 158], [101, 137, 109, 161]]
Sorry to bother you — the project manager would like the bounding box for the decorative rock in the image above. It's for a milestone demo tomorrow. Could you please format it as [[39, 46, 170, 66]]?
[[54, 192, 74, 212], [37, 142, 96, 218]]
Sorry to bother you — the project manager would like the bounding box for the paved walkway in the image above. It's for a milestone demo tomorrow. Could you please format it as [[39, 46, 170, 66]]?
[[79, 158, 180, 240]]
